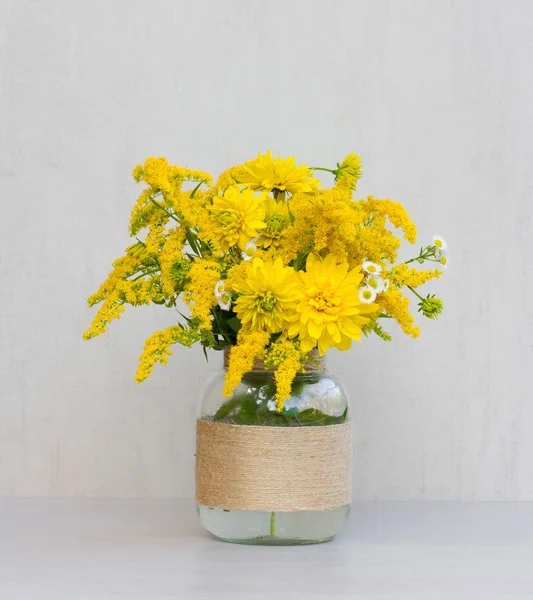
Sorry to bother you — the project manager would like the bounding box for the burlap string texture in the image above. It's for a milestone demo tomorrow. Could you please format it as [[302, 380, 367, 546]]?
[[195, 420, 352, 512]]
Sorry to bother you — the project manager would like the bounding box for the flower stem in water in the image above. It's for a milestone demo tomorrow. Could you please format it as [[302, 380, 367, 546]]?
[[270, 511, 276, 537]]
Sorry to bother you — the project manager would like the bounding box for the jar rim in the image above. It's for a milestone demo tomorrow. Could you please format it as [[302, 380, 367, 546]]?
[[222, 347, 325, 373]]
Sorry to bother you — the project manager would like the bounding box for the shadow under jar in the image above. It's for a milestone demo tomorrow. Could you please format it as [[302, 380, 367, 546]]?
[[196, 351, 351, 545]]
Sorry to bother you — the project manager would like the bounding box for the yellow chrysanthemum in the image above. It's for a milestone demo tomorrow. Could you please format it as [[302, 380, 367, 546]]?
[[232, 257, 299, 334], [334, 151, 362, 191], [288, 254, 378, 355], [239, 150, 320, 195], [209, 186, 266, 252], [256, 196, 290, 248]]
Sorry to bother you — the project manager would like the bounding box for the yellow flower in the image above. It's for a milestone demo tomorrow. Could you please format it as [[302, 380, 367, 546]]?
[[264, 338, 308, 411], [223, 329, 270, 397], [239, 150, 320, 195], [136, 325, 202, 382], [213, 165, 247, 191], [387, 264, 442, 288], [159, 228, 188, 296], [278, 188, 362, 265], [378, 288, 420, 338], [360, 197, 417, 244], [209, 186, 266, 252], [256, 196, 290, 248], [183, 260, 221, 330], [288, 254, 378, 355], [224, 261, 249, 292], [232, 257, 299, 334], [334, 151, 362, 191]]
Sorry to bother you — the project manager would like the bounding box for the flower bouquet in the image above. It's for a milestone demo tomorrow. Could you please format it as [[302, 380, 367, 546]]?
[[85, 150, 447, 544]]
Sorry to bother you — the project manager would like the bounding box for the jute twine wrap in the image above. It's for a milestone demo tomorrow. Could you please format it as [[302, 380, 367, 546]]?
[[195, 420, 352, 511]]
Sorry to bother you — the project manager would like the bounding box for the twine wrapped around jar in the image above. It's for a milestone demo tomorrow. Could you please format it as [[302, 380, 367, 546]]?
[[195, 350, 352, 512]]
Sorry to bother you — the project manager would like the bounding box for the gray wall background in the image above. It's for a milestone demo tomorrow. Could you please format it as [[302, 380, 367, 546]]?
[[1, 0, 532, 500]]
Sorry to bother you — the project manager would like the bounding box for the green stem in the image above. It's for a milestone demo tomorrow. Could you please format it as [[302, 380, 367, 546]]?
[[310, 166, 336, 174], [407, 285, 424, 301], [130, 268, 159, 281], [269, 511, 276, 537], [149, 198, 181, 224], [404, 245, 438, 265]]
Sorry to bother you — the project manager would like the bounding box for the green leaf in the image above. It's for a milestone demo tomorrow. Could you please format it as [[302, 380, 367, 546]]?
[[287, 204, 296, 226], [185, 229, 200, 255], [226, 316, 242, 333], [190, 182, 203, 199], [212, 386, 348, 427]]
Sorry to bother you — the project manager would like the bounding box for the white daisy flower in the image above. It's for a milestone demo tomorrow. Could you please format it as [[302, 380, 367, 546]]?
[[359, 286, 377, 304], [434, 247, 449, 270], [362, 260, 382, 275], [214, 280, 225, 299], [218, 291, 232, 311], [241, 240, 257, 262], [366, 275, 385, 294], [432, 234, 447, 251]]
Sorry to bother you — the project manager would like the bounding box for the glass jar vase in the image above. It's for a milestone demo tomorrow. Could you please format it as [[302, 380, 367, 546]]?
[[196, 353, 351, 545]]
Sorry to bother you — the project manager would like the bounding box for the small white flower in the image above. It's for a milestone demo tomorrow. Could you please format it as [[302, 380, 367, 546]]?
[[382, 279, 390, 292], [366, 275, 385, 294], [241, 240, 257, 262], [359, 285, 377, 304], [432, 234, 447, 251], [439, 251, 449, 270], [218, 291, 232, 311], [214, 280, 225, 298], [434, 247, 449, 270], [362, 260, 382, 275]]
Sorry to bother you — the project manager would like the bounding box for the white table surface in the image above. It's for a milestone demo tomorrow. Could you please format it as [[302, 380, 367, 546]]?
[[0, 499, 532, 599]]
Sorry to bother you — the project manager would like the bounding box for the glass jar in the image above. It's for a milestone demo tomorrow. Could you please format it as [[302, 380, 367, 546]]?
[[196, 357, 351, 545]]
